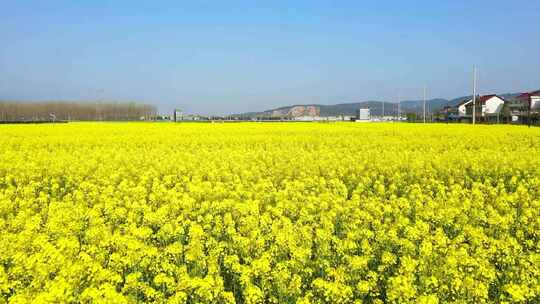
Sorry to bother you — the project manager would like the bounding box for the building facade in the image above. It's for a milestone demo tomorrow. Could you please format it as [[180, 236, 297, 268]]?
[[459, 95, 505, 122]]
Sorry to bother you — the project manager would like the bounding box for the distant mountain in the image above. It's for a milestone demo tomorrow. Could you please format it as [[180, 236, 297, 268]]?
[[234, 92, 525, 118], [397, 98, 449, 114], [234, 99, 450, 117]]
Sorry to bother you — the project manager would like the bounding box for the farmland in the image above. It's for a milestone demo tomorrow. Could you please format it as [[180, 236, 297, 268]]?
[[0, 122, 539, 303]]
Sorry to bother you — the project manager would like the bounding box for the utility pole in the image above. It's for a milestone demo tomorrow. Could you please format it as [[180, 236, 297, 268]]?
[[428, 97, 431, 122], [397, 95, 401, 121], [446, 102, 450, 124], [423, 85, 427, 123], [472, 66, 477, 125], [528, 94, 532, 128], [382, 100, 385, 120], [173, 108, 183, 122]]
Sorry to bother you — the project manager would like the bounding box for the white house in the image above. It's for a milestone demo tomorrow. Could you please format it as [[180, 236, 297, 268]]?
[[533, 91, 540, 110], [517, 90, 540, 111], [460, 94, 506, 118]]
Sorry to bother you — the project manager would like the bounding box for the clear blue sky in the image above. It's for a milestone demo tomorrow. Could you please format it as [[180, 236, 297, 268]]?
[[1, 1, 539, 114]]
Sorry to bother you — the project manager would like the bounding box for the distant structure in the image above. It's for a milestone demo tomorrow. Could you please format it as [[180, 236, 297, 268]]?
[[293, 115, 353, 122], [357, 108, 371, 122], [457, 94, 505, 123], [517, 90, 540, 111], [511, 90, 540, 125], [173, 108, 183, 122]]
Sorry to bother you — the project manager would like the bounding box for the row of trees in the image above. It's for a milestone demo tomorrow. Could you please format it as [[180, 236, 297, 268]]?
[[0, 101, 157, 122]]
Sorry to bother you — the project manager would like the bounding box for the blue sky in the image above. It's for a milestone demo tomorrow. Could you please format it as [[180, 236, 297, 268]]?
[[1, 1, 539, 114]]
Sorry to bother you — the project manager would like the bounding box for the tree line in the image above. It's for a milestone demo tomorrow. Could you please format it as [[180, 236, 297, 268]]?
[[0, 101, 157, 121]]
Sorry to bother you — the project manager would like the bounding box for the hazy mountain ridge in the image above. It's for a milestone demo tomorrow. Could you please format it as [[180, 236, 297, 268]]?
[[235, 92, 524, 117]]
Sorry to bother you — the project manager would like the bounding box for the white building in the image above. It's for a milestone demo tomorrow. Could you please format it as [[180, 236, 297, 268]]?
[[532, 91, 540, 110], [517, 90, 540, 111], [357, 108, 371, 121], [294, 116, 325, 121], [458, 94, 505, 118]]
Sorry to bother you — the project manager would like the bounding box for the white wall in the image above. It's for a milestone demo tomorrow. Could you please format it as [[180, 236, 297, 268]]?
[[484, 96, 505, 115], [359, 109, 370, 120], [531, 95, 540, 110], [458, 99, 472, 116]]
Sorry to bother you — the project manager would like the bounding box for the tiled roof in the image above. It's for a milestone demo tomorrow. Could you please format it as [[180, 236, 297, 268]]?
[[464, 94, 498, 106], [518, 90, 540, 99]]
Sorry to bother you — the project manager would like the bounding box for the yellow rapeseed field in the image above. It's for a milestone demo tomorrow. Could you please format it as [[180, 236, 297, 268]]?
[[0, 122, 539, 303]]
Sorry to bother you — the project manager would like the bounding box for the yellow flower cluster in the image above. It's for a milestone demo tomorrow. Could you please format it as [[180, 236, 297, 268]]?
[[0, 122, 538, 303]]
